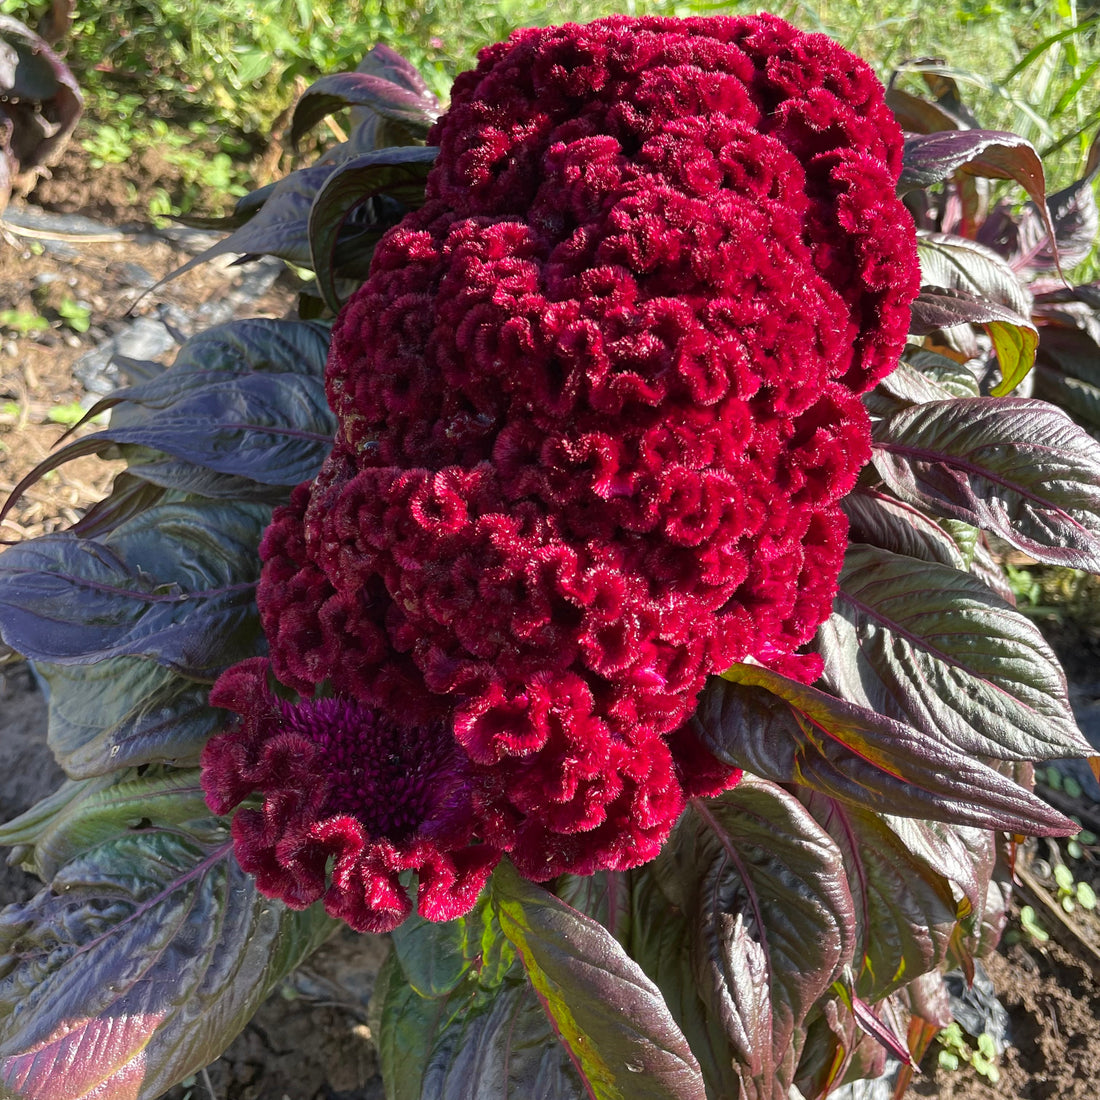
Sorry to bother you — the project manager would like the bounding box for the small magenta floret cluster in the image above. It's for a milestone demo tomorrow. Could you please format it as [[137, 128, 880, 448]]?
[[201, 13, 920, 932]]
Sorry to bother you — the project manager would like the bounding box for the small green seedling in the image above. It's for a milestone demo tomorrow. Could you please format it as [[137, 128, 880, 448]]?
[[1019, 904, 1051, 943], [936, 1022, 1001, 1085], [56, 299, 92, 334], [0, 309, 49, 335]]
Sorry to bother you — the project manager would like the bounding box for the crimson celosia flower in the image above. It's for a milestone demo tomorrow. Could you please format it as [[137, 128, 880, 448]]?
[[202, 13, 920, 930], [201, 659, 498, 931]]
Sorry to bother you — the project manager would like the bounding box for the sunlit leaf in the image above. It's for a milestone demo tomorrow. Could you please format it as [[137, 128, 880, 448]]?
[[652, 779, 854, 1099], [797, 793, 959, 1002], [290, 69, 440, 148], [0, 792, 333, 1100], [492, 862, 706, 1100], [899, 130, 1056, 260], [694, 665, 1075, 836], [915, 236, 1037, 393], [841, 489, 965, 568], [872, 396, 1100, 568], [815, 543, 1087, 762]]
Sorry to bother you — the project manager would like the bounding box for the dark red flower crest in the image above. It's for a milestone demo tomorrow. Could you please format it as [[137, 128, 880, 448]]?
[[203, 13, 919, 928], [201, 659, 497, 931]]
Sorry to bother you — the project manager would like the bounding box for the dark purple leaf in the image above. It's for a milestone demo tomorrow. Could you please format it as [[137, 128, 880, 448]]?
[[872, 396, 1100, 568], [899, 133, 1052, 249], [390, 909, 482, 1000], [842, 489, 965, 568], [917, 234, 1031, 315], [551, 871, 632, 946], [910, 285, 1035, 335], [0, 15, 81, 194], [1034, 365, 1100, 432], [969, 535, 1018, 604], [47, 371, 336, 488], [0, 784, 333, 1100], [172, 180, 276, 231], [491, 861, 707, 1100], [1034, 283, 1100, 336], [906, 349, 984, 397], [156, 161, 338, 285], [794, 995, 890, 1099], [2, 320, 334, 516], [341, 49, 439, 153], [1034, 301, 1100, 389], [35, 656, 221, 777], [0, 500, 267, 677], [0, 767, 207, 879], [869, 360, 978, 418], [308, 146, 437, 310], [118, 454, 280, 501], [972, 840, 1014, 961], [798, 792, 963, 1004], [849, 995, 916, 1067], [694, 664, 1075, 836], [917, 67, 982, 127], [903, 129, 1025, 190], [815, 543, 1086, 761], [1008, 134, 1099, 271], [290, 70, 440, 149], [168, 139, 432, 289], [652, 779, 855, 1099], [916, 236, 1036, 394], [885, 87, 963, 134], [68, 472, 167, 539], [887, 62, 981, 129], [354, 43, 439, 107], [626, 867, 742, 1099]]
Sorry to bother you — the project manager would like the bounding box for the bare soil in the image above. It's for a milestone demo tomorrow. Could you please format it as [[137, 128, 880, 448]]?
[[4, 139, 1100, 1100]]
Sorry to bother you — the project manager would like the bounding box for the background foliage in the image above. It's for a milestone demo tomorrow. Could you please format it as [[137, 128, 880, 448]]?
[[1, 0, 1099, 237]]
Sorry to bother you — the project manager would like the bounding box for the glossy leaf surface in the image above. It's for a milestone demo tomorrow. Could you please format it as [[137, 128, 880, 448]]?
[[652, 780, 854, 1099], [872, 396, 1100, 569], [694, 665, 1074, 836], [841, 489, 965, 568], [915, 236, 1037, 393], [899, 130, 1055, 250], [0, 500, 268, 677], [491, 861, 706, 1100], [797, 792, 959, 1001], [816, 543, 1087, 761], [308, 145, 437, 310], [0, 787, 333, 1100], [289, 69, 440, 148]]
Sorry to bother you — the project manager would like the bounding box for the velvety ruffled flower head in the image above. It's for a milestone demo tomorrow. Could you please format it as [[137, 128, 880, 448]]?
[[204, 13, 919, 928], [201, 659, 498, 931]]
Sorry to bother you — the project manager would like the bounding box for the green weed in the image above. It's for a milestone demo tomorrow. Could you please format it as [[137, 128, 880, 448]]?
[[0, 309, 49, 336], [5, 0, 1098, 217], [936, 1022, 1002, 1084]]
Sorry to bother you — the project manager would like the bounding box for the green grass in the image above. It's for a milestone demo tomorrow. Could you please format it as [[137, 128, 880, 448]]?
[[4, 0, 1098, 214]]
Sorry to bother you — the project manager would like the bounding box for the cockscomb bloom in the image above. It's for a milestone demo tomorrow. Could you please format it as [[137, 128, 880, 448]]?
[[202, 13, 920, 931]]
